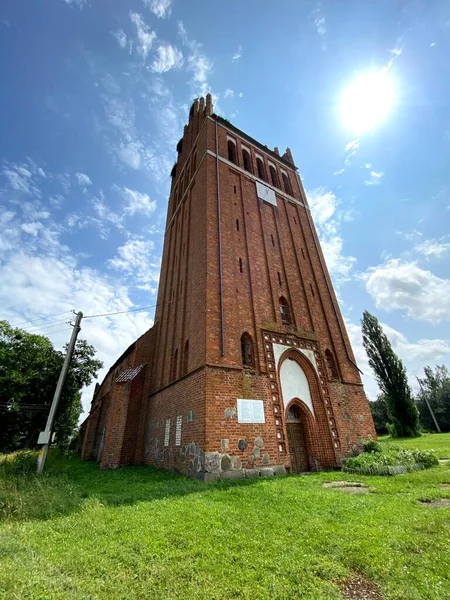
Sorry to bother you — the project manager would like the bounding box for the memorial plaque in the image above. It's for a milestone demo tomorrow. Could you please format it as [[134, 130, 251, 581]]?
[[237, 399, 265, 424]]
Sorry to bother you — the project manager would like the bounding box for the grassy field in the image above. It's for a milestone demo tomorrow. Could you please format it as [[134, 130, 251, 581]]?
[[379, 431, 450, 459], [1, 435, 450, 600]]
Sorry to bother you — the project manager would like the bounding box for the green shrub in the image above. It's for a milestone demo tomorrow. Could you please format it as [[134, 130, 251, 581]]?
[[361, 438, 382, 453], [0, 449, 37, 476], [343, 445, 438, 475]]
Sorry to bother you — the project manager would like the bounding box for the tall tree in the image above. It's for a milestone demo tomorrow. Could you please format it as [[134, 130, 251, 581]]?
[[0, 320, 103, 452], [369, 394, 390, 435], [361, 311, 420, 437], [416, 365, 450, 432]]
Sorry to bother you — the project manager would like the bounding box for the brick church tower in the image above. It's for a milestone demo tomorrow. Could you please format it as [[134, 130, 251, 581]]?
[[80, 95, 375, 477]]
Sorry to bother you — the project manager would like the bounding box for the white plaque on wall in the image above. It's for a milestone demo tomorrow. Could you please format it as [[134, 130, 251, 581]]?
[[256, 181, 277, 207], [237, 399, 265, 424]]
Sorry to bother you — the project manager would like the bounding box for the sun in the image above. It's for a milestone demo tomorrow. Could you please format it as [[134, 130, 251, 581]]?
[[340, 70, 395, 135]]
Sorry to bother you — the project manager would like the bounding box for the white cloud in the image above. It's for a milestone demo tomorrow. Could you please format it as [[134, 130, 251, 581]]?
[[112, 29, 127, 49], [92, 193, 124, 232], [314, 16, 326, 36], [346, 320, 450, 400], [75, 172, 92, 186], [144, 0, 172, 19], [130, 12, 157, 59], [225, 89, 234, 98], [151, 43, 183, 73], [178, 21, 213, 96], [414, 237, 450, 259], [232, 45, 242, 61], [362, 258, 450, 323], [238, 92, 243, 98], [108, 238, 160, 292], [365, 170, 384, 185], [345, 140, 359, 152], [121, 187, 156, 215], [307, 188, 356, 283], [333, 168, 345, 176], [61, 0, 86, 7]]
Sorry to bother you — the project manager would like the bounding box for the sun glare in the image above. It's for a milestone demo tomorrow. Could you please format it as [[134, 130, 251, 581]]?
[[340, 70, 395, 135]]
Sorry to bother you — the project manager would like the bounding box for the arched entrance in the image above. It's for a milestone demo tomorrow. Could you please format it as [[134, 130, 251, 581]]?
[[286, 403, 309, 473]]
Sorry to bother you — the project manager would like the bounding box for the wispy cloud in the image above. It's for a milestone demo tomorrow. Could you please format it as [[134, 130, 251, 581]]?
[[151, 43, 183, 73], [143, 0, 172, 19], [365, 170, 384, 185], [345, 139, 359, 153], [225, 89, 234, 98], [232, 45, 242, 61], [112, 29, 127, 49], [307, 188, 356, 284], [75, 172, 92, 186], [130, 12, 157, 59], [414, 237, 450, 259], [178, 21, 213, 96], [121, 187, 157, 216], [61, 0, 86, 8], [2, 159, 46, 197]]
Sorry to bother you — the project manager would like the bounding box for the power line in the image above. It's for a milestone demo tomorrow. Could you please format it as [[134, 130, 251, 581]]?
[[8, 310, 73, 329], [22, 319, 72, 334], [84, 304, 157, 319]]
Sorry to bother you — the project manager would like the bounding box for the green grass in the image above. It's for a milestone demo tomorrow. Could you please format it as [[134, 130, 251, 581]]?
[[379, 432, 450, 459], [1, 435, 450, 600]]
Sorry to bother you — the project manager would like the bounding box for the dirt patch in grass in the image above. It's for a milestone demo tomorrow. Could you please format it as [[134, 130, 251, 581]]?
[[323, 481, 370, 494], [441, 483, 450, 490], [339, 575, 383, 599], [420, 498, 450, 508]]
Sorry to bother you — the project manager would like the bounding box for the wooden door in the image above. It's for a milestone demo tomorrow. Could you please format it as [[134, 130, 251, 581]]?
[[287, 422, 309, 473]]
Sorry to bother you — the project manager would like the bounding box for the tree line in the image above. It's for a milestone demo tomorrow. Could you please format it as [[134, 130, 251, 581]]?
[[0, 320, 102, 452], [362, 311, 450, 437]]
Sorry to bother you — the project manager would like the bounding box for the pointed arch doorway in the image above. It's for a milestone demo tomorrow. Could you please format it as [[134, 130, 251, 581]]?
[[286, 403, 309, 473]]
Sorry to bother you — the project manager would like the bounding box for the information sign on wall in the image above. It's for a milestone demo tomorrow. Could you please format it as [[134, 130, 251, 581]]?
[[237, 399, 265, 424]]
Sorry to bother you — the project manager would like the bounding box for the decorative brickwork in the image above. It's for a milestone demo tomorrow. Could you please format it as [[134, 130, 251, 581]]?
[[80, 95, 376, 475]]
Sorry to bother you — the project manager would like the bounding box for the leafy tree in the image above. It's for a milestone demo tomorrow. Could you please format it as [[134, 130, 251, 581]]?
[[361, 311, 420, 437], [0, 320, 103, 452], [416, 365, 450, 432], [369, 394, 390, 435]]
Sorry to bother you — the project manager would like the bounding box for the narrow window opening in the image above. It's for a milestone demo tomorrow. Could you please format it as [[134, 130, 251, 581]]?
[[236, 219, 240, 231], [234, 185, 237, 193], [325, 349, 339, 380], [279, 296, 291, 325], [310, 283, 315, 297], [271, 234, 275, 246], [277, 271, 282, 286], [293, 216, 297, 225], [228, 140, 237, 164], [240, 332, 254, 367], [172, 349, 178, 381], [301, 248, 305, 259], [239, 258, 243, 273], [282, 172, 293, 195], [183, 339, 189, 374], [270, 165, 279, 188], [256, 158, 266, 181], [242, 149, 252, 173]]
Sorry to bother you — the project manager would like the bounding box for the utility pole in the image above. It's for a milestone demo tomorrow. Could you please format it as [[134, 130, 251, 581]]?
[[424, 395, 442, 433], [36, 311, 83, 475]]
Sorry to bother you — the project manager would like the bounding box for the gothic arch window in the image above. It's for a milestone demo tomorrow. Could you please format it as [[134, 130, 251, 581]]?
[[228, 140, 237, 164], [325, 349, 338, 380], [183, 339, 189, 375], [287, 405, 302, 422], [279, 296, 291, 325], [172, 348, 178, 381], [240, 332, 254, 367], [269, 164, 279, 188], [256, 157, 266, 181], [282, 172, 293, 195], [242, 149, 252, 173]]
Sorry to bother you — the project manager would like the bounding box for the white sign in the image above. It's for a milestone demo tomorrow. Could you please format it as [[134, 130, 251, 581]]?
[[237, 399, 265, 424], [256, 181, 277, 206]]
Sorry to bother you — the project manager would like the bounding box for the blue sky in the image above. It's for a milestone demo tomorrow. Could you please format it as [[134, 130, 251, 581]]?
[[1, 0, 450, 414]]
